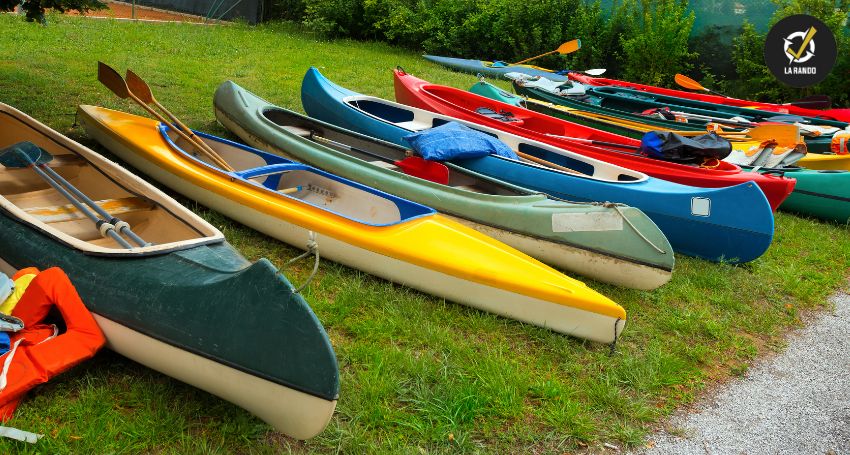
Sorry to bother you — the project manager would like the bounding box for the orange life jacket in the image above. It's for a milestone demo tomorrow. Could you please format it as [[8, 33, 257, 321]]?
[[0, 267, 105, 420]]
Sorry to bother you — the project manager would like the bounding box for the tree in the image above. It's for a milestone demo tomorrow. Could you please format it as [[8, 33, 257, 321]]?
[[0, 0, 106, 24]]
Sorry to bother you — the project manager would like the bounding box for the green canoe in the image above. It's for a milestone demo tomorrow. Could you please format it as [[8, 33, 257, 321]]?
[[0, 102, 338, 440], [213, 80, 675, 290], [472, 81, 850, 224]]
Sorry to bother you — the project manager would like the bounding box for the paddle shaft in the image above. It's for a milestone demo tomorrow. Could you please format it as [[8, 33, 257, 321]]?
[[514, 50, 557, 65], [41, 165, 149, 246], [126, 91, 236, 171], [514, 151, 581, 175], [311, 133, 395, 163], [151, 98, 233, 171], [30, 164, 133, 248]]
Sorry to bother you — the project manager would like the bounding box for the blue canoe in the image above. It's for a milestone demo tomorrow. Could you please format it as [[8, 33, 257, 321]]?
[[423, 55, 571, 82], [301, 67, 775, 263]]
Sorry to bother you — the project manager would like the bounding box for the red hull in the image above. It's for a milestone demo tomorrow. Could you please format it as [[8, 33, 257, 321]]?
[[567, 73, 850, 123], [393, 69, 795, 210]]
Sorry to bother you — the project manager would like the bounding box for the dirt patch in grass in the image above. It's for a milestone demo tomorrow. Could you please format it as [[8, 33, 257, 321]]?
[[65, 0, 221, 23]]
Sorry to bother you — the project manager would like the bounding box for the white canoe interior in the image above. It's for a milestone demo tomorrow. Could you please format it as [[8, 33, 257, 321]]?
[[161, 126, 434, 227], [342, 95, 648, 183], [0, 105, 221, 254]]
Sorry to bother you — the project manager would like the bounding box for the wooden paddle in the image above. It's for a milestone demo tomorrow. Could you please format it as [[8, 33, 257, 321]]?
[[514, 39, 581, 65], [97, 62, 236, 172], [124, 70, 232, 171]]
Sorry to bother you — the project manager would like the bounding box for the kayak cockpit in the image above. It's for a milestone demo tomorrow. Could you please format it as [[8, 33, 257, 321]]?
[[0, 107, 221, 254], [160, 125, 436, 226], [341, 96, 647, 184], [259, 108, 531, 197]]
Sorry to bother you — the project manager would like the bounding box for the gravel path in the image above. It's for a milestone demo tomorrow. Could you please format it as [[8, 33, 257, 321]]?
[[634, 289, 850, 455]]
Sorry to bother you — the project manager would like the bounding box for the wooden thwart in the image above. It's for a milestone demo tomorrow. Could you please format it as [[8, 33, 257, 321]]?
[[25, 197, 155, 224]]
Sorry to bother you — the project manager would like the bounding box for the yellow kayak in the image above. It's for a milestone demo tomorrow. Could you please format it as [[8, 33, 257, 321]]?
[[77, 105, 627, 343]]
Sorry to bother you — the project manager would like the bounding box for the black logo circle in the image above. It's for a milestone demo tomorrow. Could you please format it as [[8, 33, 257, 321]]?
[[764, 14, 837, 88]]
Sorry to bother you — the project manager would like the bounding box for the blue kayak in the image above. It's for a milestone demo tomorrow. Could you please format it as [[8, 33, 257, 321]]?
[[423, 55, 571, 82], [301, 67, 776, 263]]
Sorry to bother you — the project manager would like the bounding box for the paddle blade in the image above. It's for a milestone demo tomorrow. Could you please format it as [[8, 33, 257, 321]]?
[[98, 62, 130, 99], [746, 123, 801, 146], [674, 73, 709, 92], [394, 156, 450, 185], [582, 68, 607, 76], [557, 39, 581, 55], [0, 142, 53, 168], [125, 70, 154, 103]]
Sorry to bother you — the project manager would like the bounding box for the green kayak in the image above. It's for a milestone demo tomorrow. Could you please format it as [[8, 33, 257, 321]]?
[[472, 81, 850, 224], [213, 80, 675, 290]]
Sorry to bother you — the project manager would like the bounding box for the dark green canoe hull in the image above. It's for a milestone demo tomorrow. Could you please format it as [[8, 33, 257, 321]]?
[[749, 168, 850, 224], [0, 210, 339, 402]]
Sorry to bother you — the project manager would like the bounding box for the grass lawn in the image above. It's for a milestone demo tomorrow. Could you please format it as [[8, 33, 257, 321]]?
[[1, 14, 849, 454]]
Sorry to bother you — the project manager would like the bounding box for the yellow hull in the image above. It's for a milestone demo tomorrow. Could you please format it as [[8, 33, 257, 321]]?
[[77, 105, 626, 342], [796, 153, 850, 170]]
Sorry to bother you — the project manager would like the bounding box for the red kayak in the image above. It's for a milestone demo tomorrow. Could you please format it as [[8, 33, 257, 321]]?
[[393, 69, 795, 210], [567, 72, 850, 123]]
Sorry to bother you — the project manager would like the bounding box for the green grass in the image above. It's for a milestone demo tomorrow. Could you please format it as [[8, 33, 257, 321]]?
[[1, 14, 849, 454]]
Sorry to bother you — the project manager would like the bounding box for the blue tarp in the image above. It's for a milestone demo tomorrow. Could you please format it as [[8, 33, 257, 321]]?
[[403, 122, 519, 161]]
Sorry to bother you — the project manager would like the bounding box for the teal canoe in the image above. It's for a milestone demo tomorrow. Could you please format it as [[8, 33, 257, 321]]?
[[213, 80, 675, 290], [0, 102, 338, 440]]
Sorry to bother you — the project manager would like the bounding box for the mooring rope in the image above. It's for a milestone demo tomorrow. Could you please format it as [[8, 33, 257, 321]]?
[[286, 230, 320, 294], [603, 202, 667, 254]]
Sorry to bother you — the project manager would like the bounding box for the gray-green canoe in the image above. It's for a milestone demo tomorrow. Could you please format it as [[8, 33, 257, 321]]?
[[213, 81, 675, 290]]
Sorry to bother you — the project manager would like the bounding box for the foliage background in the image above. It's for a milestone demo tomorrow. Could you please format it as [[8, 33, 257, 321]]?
[[263, 0, 850, 105]]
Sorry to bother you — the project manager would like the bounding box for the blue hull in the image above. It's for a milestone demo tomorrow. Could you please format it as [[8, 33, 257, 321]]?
[[423, 55, 570, 82], [301, 67, 776, 263]]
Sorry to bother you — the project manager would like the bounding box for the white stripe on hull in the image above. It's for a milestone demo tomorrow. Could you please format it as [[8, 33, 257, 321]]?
[[86, 124, 623, 343], [93, 316, 337, 440], [216, 112, 668, 290]]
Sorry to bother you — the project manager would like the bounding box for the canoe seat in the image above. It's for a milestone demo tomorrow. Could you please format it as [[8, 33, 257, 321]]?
[[369, 160, 399, 170], [238, 163, 310, 179], [279, 125, 312, 138], [451, 184, 483, 193], [24, 197, 155, 224], [395, 120, 432, 132]]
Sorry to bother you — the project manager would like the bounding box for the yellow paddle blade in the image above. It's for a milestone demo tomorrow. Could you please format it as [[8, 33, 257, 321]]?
[[556, 39, 581, 55], [746, 123, 802, 147], [674, 73, 710, 92]]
